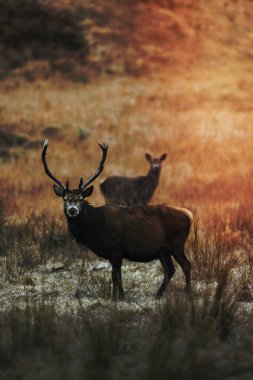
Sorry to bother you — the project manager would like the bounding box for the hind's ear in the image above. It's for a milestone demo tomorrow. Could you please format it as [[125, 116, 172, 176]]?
[[53, 185, 65, 197], [145, 153, 152, 162], [160, 153, 167, 161], [82, 186, 94, 198]]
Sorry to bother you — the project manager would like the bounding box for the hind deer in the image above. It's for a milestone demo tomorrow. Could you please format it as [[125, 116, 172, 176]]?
[[42, 141, 192, 300], [100, 152, 167, 206]]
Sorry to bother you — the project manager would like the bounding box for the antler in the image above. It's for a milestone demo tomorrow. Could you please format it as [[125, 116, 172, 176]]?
[[79, 142, 108, 191], [42, 140, 67, 190]]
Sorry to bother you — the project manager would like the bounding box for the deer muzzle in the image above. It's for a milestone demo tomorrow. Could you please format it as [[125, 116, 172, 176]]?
[[67, 206, 79, 217], [152, 164, 160, 172]]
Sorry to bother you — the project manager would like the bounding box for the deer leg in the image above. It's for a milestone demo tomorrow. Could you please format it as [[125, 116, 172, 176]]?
[[156, 253, 175, 298], [172, 249, 191, 294], [117, 270, 124, 300], [111, 258, 124, 301]]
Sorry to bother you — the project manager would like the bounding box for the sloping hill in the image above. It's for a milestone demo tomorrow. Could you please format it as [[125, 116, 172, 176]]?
[[1, 0, 252, 80]]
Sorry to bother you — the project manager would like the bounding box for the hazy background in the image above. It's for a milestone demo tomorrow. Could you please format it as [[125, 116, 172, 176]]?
[[0, 0, 253, 219]]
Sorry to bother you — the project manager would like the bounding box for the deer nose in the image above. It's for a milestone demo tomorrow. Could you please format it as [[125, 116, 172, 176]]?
[[67, 206, 79, 217]]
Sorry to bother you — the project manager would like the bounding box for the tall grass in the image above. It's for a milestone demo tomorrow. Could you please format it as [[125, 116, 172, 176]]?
[[0, 200, 85, 284], [0, 279, 251, 380], [189, 221, 236, 282], [0, 193, 251, 379], [145, 288, 239, 379]]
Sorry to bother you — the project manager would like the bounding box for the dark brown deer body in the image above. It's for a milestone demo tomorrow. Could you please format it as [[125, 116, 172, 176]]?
[[42, 142, 192, 299], [100, 153, 167, 206]]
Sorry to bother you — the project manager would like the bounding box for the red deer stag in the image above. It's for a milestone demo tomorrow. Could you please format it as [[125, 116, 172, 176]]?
[[100, 152, 167, 206], [42, 141, 192, 300]]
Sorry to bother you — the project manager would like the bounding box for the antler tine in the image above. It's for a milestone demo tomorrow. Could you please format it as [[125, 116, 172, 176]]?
[[79, 177, 83, 190], [80, 142, 108, 191], [42, 140, 66, 190]]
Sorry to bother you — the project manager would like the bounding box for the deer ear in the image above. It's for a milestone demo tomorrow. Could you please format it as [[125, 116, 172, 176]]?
[[53, 185, 65, 197], [160, 153, 167, 161], [82, 186, 94, 198], [145, 153, 152, 162]]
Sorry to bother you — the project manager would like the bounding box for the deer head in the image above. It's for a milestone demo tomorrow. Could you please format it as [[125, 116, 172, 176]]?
[[145, 152, 167, 174], [42, 140, 108, 217]]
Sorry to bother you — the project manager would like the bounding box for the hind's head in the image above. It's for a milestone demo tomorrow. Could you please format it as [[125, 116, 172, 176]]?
[[145, 152, 167, 174]]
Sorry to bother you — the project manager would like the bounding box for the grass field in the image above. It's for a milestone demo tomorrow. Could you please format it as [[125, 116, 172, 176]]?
[[0, 0, 253, 379]]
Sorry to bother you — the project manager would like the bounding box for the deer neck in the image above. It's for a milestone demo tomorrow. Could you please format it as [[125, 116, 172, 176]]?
[[66, 203, 95, 248], [146, 168, 160, 188]]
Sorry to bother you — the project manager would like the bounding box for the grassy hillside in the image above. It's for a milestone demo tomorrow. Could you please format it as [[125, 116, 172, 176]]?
[[1, 0, 253, 79], [1, 61, 253, 215]]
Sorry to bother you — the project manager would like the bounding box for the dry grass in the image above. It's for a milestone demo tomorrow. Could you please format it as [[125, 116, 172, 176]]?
[[1, 58, 253, 215], [0, 277, 252, 379]]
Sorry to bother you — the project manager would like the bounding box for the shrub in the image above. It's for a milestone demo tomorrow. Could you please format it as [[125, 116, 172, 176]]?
[[0, 0, 89, 79]]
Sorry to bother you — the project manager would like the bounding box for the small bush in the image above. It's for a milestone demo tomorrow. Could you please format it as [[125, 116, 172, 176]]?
[[78, 127, 91, 141], [42, 125, 63, 138], [0, 128, 28, 148], [0, 147, 12, 162]]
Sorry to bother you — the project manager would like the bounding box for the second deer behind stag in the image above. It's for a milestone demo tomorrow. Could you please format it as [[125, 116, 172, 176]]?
[[100, 152, 167, 206]]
